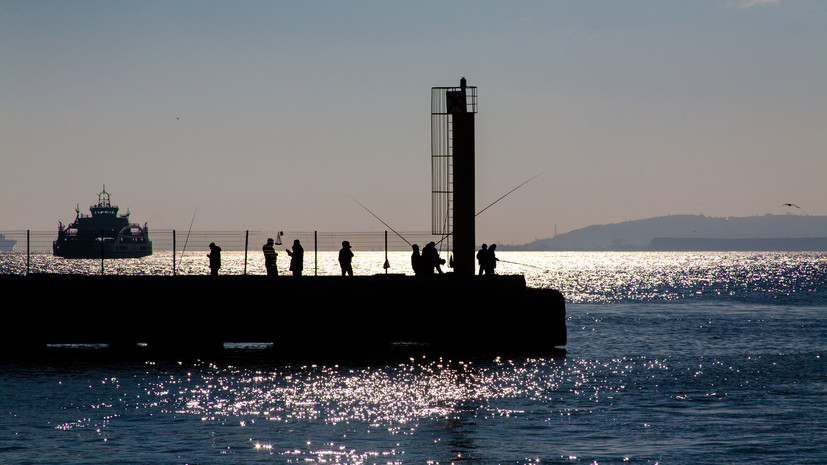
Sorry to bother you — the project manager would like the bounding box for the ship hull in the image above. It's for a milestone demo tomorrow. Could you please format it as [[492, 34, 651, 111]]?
[[53, 241, 152, 259]]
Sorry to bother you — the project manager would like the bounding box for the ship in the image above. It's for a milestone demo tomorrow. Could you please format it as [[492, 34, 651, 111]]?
[[0, 234, 16, 252], [53, 187, 152, 258]]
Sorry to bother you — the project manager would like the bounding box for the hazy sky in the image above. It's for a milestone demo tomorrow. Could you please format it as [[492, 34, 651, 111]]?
[[2, 0, 825, 244]]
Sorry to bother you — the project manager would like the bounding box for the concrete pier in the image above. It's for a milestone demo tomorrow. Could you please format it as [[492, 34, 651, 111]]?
[[2, 274, 566, 359]]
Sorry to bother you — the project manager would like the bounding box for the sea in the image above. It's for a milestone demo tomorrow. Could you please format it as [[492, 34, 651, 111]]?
[[1, 251, 825, 464]]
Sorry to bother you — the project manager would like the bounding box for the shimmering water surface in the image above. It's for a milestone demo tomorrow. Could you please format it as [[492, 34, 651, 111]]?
[[2, 252, 825, 464]]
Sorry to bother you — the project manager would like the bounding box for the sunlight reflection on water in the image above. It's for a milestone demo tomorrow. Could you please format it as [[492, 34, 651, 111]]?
[[3, 250, 825, 463], [34, 334, 825, 464], [3, 251, 826, 304], [525, 251, 827, 304]]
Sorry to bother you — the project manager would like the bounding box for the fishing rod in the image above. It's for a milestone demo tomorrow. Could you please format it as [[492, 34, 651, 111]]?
[[475, 172, 543, 218], [350, 196, 412, 247], [435, 172, 544, 248], [176, 206, 198, 274]]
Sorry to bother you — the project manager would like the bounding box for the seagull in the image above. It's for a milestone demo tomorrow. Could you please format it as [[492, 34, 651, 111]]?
[[781, 203, 801, 209]]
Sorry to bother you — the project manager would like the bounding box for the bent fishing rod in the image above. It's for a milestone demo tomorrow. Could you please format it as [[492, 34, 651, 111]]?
[[475, 172, 544, 218], [435, 172, 544, 247], [350, 196, 412, 247]]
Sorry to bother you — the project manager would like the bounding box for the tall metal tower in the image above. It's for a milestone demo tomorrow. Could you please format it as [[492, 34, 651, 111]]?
[[431, 77, 478, 276]]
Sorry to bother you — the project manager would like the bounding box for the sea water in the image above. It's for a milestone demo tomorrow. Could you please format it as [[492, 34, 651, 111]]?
[[1, 252, 825, 464]]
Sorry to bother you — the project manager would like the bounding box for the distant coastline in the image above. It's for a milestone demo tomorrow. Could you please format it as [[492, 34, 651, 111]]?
[[500, 214, 827, 251], [499, 237, 827, 252]]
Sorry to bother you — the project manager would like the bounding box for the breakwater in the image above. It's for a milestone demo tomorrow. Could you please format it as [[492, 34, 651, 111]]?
[[2, 273, 566, 359]]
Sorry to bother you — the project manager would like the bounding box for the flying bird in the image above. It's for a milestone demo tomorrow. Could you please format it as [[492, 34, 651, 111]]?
[[781, 203, 801, 209]]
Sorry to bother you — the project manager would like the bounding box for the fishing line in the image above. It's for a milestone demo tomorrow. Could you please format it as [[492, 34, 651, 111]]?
[[350, 196, 412, 247], [496, 259, 546, 270]]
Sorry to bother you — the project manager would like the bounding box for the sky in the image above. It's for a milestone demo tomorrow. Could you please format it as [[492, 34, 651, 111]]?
[[2, 0, 825, 245]]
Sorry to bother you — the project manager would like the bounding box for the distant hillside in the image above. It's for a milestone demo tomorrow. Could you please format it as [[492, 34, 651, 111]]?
[[502, 214, 827, 251]]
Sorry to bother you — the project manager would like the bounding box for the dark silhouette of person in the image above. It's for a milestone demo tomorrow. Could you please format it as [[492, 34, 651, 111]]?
[[339, 240, 354, 276], [483, 243, 499, 274], [477, 243, 488, 275], [411, 244, 422, 276], [207, 242, 221, 276], [286, 239, 304, 276], [422, 241, 445, 275], [263, 238, 278, 276]]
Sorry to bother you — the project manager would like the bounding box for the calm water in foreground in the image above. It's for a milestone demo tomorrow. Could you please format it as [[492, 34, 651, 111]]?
[[1, 252, 825, 464]]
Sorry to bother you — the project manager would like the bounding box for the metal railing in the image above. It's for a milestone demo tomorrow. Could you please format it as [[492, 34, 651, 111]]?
[[0, 230, 451, 276]]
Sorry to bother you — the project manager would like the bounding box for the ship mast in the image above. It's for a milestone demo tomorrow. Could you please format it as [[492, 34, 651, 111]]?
[[98, 185, 111, 208]]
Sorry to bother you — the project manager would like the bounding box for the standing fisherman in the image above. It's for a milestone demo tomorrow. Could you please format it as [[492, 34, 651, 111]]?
[[338, 240, 354, 276], [262, 238, 278, 276], [477, 244, 488, 275], [207, 242, 221, 276], [286, 239, 304, 276], [483, 244, 499, 274], [422, 242, 445, 275], [411, 244, 423, 276]]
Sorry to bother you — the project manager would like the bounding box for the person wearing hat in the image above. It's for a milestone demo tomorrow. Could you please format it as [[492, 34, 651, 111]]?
[[262, 238, 278, 276], [338, 240, 354, 276]]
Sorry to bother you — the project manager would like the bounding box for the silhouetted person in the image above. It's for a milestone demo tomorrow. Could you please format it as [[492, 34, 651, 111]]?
[[477, 244, 488, 275], [422, 242, 445, 275], [263, 238, 278, 276], [207, 242, 221, 276], [483, 243, 498, 275], [339, 240, 354, 276], [286, 239, 304, 276], [411, 244, 423, 276]]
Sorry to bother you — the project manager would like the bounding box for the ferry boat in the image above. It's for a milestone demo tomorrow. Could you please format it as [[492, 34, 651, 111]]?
[[0, 234, 16, 252], [53, 187, 152, 258]]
